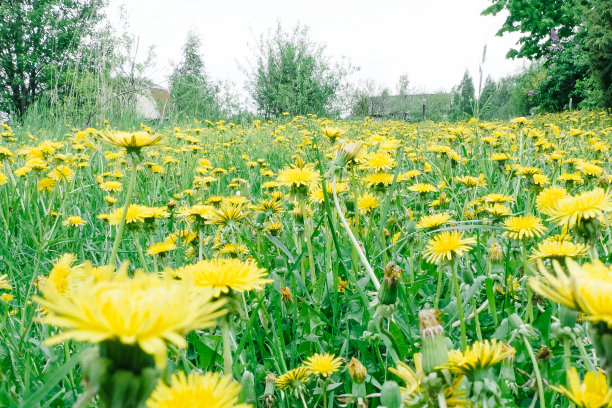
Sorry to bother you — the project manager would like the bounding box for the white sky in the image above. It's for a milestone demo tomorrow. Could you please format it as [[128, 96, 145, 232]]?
[[106, 0, 528, 95]]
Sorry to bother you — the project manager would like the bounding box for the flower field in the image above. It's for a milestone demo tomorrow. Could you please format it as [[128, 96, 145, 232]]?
[[0, 111, 611, 407]]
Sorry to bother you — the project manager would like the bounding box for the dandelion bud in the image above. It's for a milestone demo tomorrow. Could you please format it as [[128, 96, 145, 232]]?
[[419, 309, 449, 374], [347, 357, 367, 384], [536, 345, 552, 361], [281, 286, 293, 303], [263, 373, 277, 406], [336, 141, 363, 167], [378, 262, 401, 305], [489, 242, 503, 262], [239, 370, 256, 405], [380, 380, 402, 408]]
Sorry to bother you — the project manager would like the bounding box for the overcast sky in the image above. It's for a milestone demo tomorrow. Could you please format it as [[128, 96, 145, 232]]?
[[106, 0, 528, 95]]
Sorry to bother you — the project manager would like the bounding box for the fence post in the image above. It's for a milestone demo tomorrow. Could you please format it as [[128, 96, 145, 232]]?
[[422, 98, 426, 121]]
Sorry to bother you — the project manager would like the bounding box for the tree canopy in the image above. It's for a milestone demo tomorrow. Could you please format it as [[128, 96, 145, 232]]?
[[0, 0, 106, 116], [245, 23, 351, 118]]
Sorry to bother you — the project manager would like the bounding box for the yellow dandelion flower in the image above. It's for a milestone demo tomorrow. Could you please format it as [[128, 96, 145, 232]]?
[[206, 203, 249, 227], [35, 267, 226, 368], [303, 353, 343, 378], [536, 186, 568, 215], [361, 150, 395, 172], [482, 203, 512, 218], [100, 131, 162, 149], [416, 212, 453, 230], [408, 183, 438, 194], [147, 241, 177, 256], [363, 172, 394, 187], [550, 368, 612, 408], [275, 366, 311, 389], [482, 193, 514, 204], [99, 180, 123, 192], [437, 339, 515, 377], [529, 237, 588, 263], [502, 215, 546, 240], [62, 216, 86, 228], [45, 254, 84, 295], [558, 172, 584, 185], [548, 188, 612, 230], [176, 258, 272, 297], [453, 174, 487, 188], [49, 165, 74, 182], [146, 371, 251, 408], [277, 163, 320, 191], [424, 230, 477, 264], [38, 177, 56, 192], [570, 259, 612, 326], [0, 274, 12, 290], [106, 204, 152, 225], [357, 193, 379, 213]]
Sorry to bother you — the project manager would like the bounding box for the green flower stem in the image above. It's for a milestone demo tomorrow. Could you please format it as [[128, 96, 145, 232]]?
[[473, 297, 483, 342], [198, 229, 204, 262], [522, 241, 534, 324], [434, 267, 443, 310], [563, 337, 571, 369], [301, 200, 317, 286], [109, 155, 139, 266], [132, 231, 149, 273], [219, 315, 233, 376], [522, 333, 546, 408], [574, 334, 595, 371], [332, 176, 380, 290], [451, 260, 468, 350]]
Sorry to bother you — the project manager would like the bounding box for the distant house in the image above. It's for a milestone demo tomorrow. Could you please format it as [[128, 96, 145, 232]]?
[[135, 85, 170, 120], [355, 93, 452, 122]]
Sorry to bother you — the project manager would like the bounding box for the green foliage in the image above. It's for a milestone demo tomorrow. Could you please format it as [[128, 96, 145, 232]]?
[[0, 0, 107, 117], [245, 23, 351, 119], [482, 0, 587, 60], [450, 70, 476, 120], [169, 31, 221, 120], [585, 0, 612, 108]]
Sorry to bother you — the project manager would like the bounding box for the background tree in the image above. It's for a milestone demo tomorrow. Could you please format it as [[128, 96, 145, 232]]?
[[0, 0, 106, 116], [245, 23, 351, 118], [585, 0, 612, 108], [450, 70, 475, 119], [482, 0, 587, 60], [169, 31, 220, 120], [478, 76, 496, 118], [483, 0, 611, 110]]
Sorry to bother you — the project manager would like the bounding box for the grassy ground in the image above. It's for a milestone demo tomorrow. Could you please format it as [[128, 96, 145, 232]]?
[[0, 111, 611, 407]]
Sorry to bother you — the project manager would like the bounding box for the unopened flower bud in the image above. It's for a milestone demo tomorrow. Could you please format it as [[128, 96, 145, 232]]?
[[419, 309, 449, 374], [536, 345, 552, 361], [347, 357, 367, 384], [281, 287, 293, 303], [380, 380, 402, 408], [489, 242, 503, 262], [378, 262, 401, 305]]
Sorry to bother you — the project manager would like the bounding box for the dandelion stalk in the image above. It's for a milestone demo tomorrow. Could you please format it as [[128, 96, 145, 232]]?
[[301, 199, 317, 286], [332, 175, 380, 290], [219, 315, 233, 376], [132, 231, 149, 273], [109, 154, 139, 266], [434, 267, 443, 309], [522, 333, 546, 408], [450, 259, 467, 350]]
